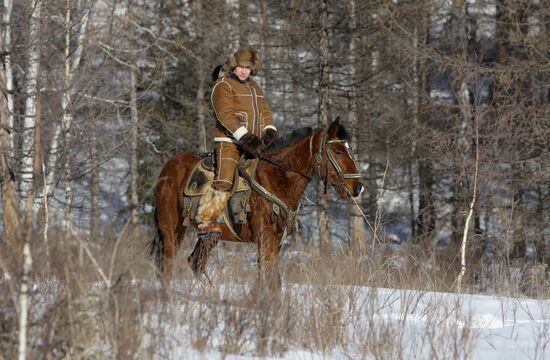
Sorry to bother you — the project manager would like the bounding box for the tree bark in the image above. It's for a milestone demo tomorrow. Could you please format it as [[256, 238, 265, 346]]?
[[2, 0, 15, 153], [196, 64, 207, 152], [19, 0, 42, 207], [192, 0, 207, 152], [238, 0, 249, 47], [317, 0, 332, 253], [417, 159, 436, 238], [409, 15, 429, 239], [456, 111, 479, 292], [90, 119, 99, 240], [17, 238, 32, 360], [46, 0, 91, 215], [347, 0, 367, 252], [0, 81, 19, 246], [258, 0, 271, 92], [0, 0, 19, 246], [130, 67, 140, 225], [0, 150, 19, 246]]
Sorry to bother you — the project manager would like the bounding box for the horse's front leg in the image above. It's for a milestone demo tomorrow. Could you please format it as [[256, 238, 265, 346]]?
[[256, 225, 283, 294]]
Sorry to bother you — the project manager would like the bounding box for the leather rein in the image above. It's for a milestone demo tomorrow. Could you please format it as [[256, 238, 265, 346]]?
[[258, 154, 312, 180]]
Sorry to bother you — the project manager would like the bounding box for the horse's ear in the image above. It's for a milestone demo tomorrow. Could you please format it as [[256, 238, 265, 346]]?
[[327, 117, 341, 137], [327, 116, 351, 140]]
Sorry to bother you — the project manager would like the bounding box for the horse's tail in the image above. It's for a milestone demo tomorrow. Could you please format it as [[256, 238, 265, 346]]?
[[147, 206, 164, 274]]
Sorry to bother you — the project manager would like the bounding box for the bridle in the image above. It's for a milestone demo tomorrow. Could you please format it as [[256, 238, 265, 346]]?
[[250, 129, 362, 189], [311, 131, 362, 194], [257, 129, 363, 186]]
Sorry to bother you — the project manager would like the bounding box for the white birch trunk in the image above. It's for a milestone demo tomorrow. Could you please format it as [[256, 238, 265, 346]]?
[[0, 140, 19, 245], [17, 239, 32, 360], [0, 0, 19, 245], [62, 0, 76, 230], [458, 82, 472, 159], [2, 0, 15, 152], [457, 111, 479, 292], [455, 0, 476, 285], [0, 73, 19, 246], [19, 0, 42, 205], [46, 0, 91, 204]]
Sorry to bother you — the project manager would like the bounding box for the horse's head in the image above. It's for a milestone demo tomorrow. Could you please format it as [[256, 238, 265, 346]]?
[[315, 118, 364, 198]]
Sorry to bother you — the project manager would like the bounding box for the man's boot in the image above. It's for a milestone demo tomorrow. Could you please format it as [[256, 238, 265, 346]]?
[[197, 223, 223, 240], [195, 184, 230, 239]]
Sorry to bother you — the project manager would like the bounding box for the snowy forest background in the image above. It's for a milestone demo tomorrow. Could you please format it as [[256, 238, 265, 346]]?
[[0, 0, 549, 358]]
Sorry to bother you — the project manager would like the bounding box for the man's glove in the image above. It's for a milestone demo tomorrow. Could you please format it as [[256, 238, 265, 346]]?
[[239, 133, 263, 158], [262, 128, 278, 148]]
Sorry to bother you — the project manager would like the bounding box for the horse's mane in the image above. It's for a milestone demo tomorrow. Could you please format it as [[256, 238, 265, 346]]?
[[265, 126, 314, 153], [264, 122, 351, 153]]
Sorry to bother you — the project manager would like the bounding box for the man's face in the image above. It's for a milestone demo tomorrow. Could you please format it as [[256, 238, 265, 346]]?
[[233, 66, 251, 81]]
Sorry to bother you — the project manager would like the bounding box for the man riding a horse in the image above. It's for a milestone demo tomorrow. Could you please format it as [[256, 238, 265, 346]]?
[[150, 47, 363, 287], [195, 47, 278, 237]]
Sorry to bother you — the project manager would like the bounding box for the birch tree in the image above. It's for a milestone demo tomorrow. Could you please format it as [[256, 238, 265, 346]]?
[[19, 0, 42, 207], [0, 69, 19, 246], [42, 0, 92, 230], [0, 0, 19, 245], [2, 0, 15, 152]]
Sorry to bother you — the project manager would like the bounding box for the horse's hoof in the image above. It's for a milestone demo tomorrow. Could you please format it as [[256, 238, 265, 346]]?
[[192, 270, 213, 287], [201, 272, 214, 287]]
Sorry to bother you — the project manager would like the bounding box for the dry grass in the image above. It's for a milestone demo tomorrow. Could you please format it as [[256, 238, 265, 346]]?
[[0, 225, 548, 359]]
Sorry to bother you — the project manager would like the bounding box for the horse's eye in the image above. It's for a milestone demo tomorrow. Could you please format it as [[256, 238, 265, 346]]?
[[334, 149, 343, 155]]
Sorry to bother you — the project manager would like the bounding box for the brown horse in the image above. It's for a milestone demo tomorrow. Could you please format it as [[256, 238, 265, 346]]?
[[149, 118, 363, 290]]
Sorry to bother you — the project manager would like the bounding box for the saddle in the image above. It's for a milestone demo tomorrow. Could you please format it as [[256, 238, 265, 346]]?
[[181, 154, 258, 235]]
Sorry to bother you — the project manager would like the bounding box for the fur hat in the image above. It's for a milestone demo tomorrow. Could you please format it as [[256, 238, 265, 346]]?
[[222, 47, 260, 75]]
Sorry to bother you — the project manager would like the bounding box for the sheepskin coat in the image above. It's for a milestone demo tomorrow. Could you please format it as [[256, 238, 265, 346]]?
[[211, 72, 276, 142]]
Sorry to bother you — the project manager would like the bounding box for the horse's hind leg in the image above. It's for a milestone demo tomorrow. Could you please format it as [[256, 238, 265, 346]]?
[[155, 182, 185, 281], [187, 236, 218, 280], [157, 225, 177, 280], [161, 223, 187, 279]]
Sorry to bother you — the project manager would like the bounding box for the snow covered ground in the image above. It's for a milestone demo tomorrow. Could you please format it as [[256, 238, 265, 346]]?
[[150, 283, 550, 360], [2, 270, 548, 359]]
